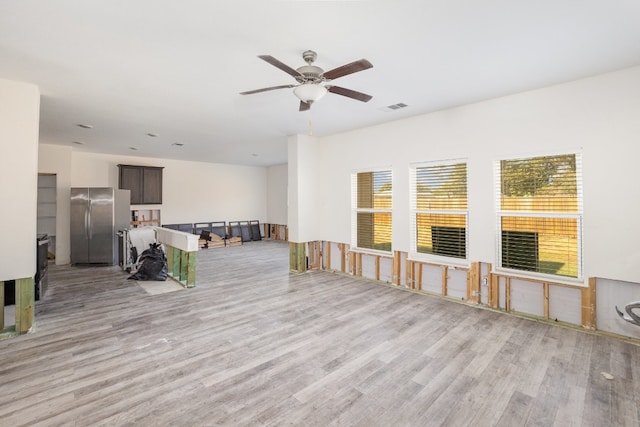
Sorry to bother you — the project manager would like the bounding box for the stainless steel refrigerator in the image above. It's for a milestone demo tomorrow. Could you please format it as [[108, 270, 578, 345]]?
[[70, 187, 130, 265]]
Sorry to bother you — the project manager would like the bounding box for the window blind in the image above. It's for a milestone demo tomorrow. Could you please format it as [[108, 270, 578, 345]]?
[[496, 153, 583, 279], [351, 169, 392, 252], [410, 161, 468, 260]]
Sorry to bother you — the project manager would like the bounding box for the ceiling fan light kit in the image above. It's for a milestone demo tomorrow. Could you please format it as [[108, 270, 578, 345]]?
[[241, 50, 373, 111], [293, 83, 328, 103]]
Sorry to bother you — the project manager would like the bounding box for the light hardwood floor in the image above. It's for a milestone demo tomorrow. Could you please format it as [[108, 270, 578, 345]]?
[[1, 240, 638, 426]]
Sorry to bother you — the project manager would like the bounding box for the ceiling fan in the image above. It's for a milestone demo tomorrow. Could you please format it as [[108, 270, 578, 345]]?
[[240, 50, 373, 111]]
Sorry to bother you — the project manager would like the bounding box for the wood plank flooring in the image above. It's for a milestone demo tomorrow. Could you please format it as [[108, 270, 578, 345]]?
[[0, 240, 638, 426]]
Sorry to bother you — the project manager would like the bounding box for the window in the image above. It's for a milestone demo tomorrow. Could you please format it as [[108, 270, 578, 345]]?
[[410, 161, 468, 261], [496, 153, 582, 279], [351, 169, 392, 253]]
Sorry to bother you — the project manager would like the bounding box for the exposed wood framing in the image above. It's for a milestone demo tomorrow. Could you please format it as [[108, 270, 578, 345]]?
[[319, 241, 601, 333], [415, 263, 422, 290], [264, 224, 289, 241], [166, 246, 174, 276], [289, 242, 306, 273], [307, 242, 321, 270], [186, 252, 196, 287], [406, 259, 414, 288], [489, 273, 499, 309], [325, 242, 331, 270], [468, 262, 481, 304], [15, 277, 34, 334], [505, 277, 511, 312], [172, 247, 180, 278], [163, 246, 197, 287], [392, 251, 401, 285], [582, 278, 597, 330], [0, 281, 4, 330], [441, 265, 448, 296], [543, 282, 550, 320]]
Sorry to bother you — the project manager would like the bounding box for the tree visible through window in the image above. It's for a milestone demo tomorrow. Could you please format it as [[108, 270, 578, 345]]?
[[497, 153, 582, 278], [411, 161, 468, 260], [352, 170, 392, 252]]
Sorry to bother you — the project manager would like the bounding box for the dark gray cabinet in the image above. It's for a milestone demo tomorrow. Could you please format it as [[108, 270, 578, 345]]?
[[118, 164, 163, 205]]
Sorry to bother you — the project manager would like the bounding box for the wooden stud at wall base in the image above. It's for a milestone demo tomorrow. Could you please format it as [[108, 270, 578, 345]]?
[[186, 252, 196, 288], [348, 251, 356, 275], [505, 277, 511, 312], [307, 242, 320, 270], [356, 252, 362, 276], [441, 265, 448, 296], [489, 273, 499, 308], [325, 242, 331, 270], [172, 247, 181, 280], [392, 251, 401, 285], [289, 242, 307, 273], [406, 260, 413, 288], [582, 278, 597, 330], [166, 246, 174, 276], [0, 281, 4, 330], [15, 277, 34, 334], [180, 250, 188, 282], [375, 256, 380, 281], [543, 282, 550, 320], [339, 243, 346, 273], [416, 263, 423, 290], [468, 262, 481, 304]]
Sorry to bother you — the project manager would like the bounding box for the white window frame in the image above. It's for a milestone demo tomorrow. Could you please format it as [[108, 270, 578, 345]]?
[[494, 152, 583, 282], [409, 159, 469, 266], [351, 168, 393, 255]]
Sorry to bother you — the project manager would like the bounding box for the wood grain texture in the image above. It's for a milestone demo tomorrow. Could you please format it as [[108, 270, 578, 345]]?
[[0, 240, 638, 426]]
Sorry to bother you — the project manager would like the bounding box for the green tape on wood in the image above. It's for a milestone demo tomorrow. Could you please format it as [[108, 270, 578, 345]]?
[[166, 246, 174, 275], [0, 281, 4, 330], [15, 277, 34, 334], [289, 242, 307, 273], [180, 250, 188, 282], [172, 248, 181, 279], [186, 252, 196, 288]]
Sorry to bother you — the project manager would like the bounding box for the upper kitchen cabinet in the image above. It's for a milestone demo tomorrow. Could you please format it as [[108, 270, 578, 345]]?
[[118, 164, 164, 205]]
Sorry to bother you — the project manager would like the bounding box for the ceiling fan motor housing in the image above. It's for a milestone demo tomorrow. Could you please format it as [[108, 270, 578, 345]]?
[[296, 65, 324, 83]]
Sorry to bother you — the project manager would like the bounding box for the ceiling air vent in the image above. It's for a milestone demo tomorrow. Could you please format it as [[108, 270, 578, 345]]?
[[382, 102, 408, 112]]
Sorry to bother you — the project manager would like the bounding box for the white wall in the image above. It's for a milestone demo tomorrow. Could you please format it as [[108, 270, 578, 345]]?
[[70, 151, 268, 224], [266, 163, 288, 225], [311, 66, 640, 285], [38, 144, 72, 264], [0, 78, 40, 281], [288, 135, 321, 243]]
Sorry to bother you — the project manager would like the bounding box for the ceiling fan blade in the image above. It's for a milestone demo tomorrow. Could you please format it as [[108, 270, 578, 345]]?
[[323, 59, 373, 80], [258, 55, 303, 79], [240, 84, 296, 95], [327, 86, 373, 102], [299, 101, 311, 112]]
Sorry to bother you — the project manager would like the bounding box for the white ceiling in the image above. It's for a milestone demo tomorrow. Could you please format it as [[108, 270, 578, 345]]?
[[2, 1, 640, 167]]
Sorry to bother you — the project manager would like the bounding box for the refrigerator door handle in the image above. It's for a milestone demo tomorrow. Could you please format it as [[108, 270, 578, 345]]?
[[85, 202, 90, 240], [88, 200, 93, 239]]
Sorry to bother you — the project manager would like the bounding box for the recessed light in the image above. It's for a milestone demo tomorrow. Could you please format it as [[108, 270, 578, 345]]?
[[72, 141, 85, 145], [146, 132, 158, 137], [76, 123, 94, 129], [129, 147, 138, 151], [172, 142, 184, 147]]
